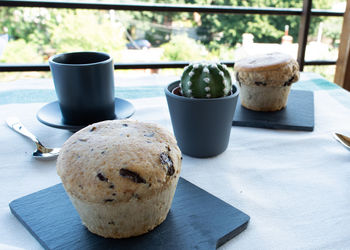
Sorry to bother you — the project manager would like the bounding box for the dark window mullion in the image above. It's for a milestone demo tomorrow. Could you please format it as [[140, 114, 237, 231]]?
[[297, 0, 313, 71]]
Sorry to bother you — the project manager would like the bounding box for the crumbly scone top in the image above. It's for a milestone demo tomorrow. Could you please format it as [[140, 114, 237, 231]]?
[[234, 53, 300, 87], [57, 120, 182, 204], [234, 52, 294, 72]]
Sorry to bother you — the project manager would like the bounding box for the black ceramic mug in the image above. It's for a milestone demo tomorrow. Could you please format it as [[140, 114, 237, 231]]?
[[49, 51, 115, 125]]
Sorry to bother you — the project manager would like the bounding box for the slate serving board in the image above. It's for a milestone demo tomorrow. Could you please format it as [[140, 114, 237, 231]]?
[[232, 90, 314, 131], [9, 178, 250, 250]]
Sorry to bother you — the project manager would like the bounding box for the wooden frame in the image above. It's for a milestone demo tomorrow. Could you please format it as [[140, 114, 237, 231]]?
[[297, 0, 312, 71], [334, 0, 350, 91]]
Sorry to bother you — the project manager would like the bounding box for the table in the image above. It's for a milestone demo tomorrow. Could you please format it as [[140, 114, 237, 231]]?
[[0, 72, 350, 250]]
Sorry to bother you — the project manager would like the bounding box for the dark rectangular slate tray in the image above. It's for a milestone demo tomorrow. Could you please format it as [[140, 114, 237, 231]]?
[[9, 178, 250, 250], [232, 90, 314, 131]]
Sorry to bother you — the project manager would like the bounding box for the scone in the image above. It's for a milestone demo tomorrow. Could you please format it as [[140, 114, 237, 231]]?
[[234, 52, 300, 111], [56, 120, 182, 238]]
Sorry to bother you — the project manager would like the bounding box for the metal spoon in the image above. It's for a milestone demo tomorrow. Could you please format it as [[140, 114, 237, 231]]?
[[6, 117, 60, 159], [333, 132, 350, 151]]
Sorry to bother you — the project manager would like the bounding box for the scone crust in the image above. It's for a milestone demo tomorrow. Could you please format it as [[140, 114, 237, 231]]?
[[234, 52, 294, 71], [234, 52, 300, 87], [68, 181, 178, 238], [240, 85, 292, 111], [57, 120, 182, 204]]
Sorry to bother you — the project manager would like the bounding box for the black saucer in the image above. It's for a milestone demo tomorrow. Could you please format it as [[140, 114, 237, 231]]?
[[37, 98, 135, 132]]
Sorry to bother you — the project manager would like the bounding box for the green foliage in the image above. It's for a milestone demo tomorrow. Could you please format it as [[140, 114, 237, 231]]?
[[0, 8, 127, 63], [207, 42, 236, 61], [145, 29, 171, 47], [128, 0, 192, 46], [197, 0, 335, 47], [0, 39, 41, 63], [322, 17, 343, 47], [0, 7, 60, 48], [161, 35, 209, 61], [0, 0, 343, 83], [49, 10, 126, 58]]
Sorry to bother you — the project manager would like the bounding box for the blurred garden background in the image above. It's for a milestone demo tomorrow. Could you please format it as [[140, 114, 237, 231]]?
[[0, 0, 346, 83]]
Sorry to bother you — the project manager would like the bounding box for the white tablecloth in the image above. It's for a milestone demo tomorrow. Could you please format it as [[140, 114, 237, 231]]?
[[0, 87, 350, 249]]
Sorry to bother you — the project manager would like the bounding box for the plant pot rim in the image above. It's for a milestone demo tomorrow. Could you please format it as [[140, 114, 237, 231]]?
[[164, 80, 239, 102]]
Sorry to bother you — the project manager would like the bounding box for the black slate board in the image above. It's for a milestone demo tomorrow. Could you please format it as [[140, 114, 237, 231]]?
[[232, 90, 314, 131], [9, 178, 250, 250]]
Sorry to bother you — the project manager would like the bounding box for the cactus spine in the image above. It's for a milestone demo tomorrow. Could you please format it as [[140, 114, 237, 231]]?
[[180, 62, 232, 98]]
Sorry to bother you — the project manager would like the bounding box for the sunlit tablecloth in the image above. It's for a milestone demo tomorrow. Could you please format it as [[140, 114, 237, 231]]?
[[0, 73, 350, 249]]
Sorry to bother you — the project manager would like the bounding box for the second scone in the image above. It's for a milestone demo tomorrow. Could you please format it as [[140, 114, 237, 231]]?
[[56, 120, 182, 239], [234, 52, 300, 111]]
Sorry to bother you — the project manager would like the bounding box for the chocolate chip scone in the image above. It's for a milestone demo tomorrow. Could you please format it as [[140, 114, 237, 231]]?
[[57, 120, 182, 238], [234, 52, 300, 111]]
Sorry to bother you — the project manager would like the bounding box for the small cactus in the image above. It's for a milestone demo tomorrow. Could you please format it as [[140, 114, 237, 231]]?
[[180, 62, 232, 98]]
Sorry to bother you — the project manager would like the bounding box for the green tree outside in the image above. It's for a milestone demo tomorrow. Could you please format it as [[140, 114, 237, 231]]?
[[0, 0, 344, 79]]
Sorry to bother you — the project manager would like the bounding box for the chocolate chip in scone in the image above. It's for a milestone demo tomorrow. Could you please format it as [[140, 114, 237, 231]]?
[[235, 72, 240, 80], [119, 168, 146, 184], [108, 221, 115, 225], [97, 172, 108, 182], [109, 184, 115, 189], [283, 75, 295, 86], [104, 199, 114, 203], [144, 132, 155, 137], [255, 81, 267, 86], [112, 193, 116, 196], [160, 152, 175, 176], [168, 166, 175, 176], [90, 126, 96, 132], [166, 145, 171, 151], [122, 123, 128, 127], [235, 72, 242, 87]]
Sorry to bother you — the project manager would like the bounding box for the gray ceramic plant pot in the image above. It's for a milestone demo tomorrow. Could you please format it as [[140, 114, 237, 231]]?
[[165, 81, 239, 158]]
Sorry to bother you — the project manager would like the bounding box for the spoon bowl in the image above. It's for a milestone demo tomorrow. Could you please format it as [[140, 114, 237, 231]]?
[[333, 132, 350, 151], [6, 117, 60, 159]]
